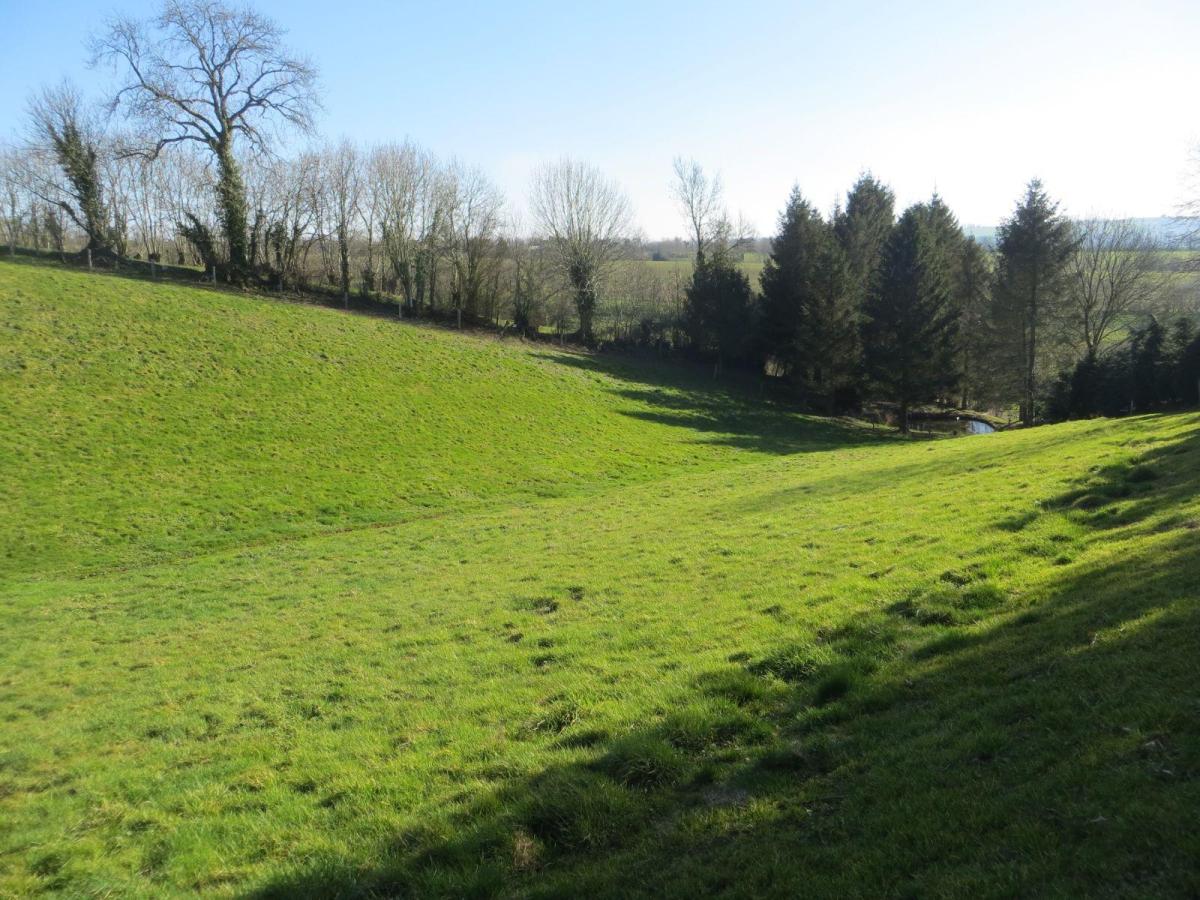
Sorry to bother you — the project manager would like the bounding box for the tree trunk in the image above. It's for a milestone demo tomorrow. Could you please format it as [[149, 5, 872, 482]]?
[[338, 223, 350, 308], [215, 140, 250, 281], [960, 348, 970, 409], [407, 258, 419, 315], [428, 262, 437, 315], [575, 285, 596, 345], [1023, 274, 1039, 427]]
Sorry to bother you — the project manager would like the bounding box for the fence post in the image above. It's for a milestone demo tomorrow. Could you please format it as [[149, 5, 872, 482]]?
[[211, 265, 217, 285], [86, 248, 92, 270]]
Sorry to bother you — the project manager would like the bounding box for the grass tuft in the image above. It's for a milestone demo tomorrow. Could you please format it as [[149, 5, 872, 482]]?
[[595, 735, 689, 790]]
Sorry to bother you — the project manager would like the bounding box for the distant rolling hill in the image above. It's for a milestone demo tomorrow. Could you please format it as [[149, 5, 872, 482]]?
[[966, 215, 1200, 248]]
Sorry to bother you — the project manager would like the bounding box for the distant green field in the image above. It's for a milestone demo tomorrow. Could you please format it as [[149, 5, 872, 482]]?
[[631, 251, 767, 290], [636, 248, 1199, 308], [2, 258, 1199, 897]]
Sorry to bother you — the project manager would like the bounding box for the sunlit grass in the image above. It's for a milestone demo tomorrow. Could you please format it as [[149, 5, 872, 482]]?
[[2, 258, 1198, 897], [0, 257, 854, 579]]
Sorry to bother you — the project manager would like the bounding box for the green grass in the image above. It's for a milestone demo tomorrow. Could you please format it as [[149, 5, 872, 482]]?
[[629, 252, 767, 292], [0, 258, 849, 579], [2, 257, 1199, 897]]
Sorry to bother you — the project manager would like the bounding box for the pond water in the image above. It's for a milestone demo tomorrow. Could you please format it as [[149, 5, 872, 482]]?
[[911, 417, 997, 435], [963, 418, 997, 435]]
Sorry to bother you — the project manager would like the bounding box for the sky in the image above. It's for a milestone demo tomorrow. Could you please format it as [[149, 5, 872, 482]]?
[[2, 0, 1199, 238]]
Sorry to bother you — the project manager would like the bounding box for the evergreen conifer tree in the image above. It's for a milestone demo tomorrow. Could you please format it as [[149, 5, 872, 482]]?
[[1130, 317, 1167, 411], [992, 180, 1077, 425], [833, 172, 895, 301], [758, 188, 826, 379], [955, 238, 994, 408], [758, 188, 862, 410], [797, 231, 861, 412], [685, 258, 754, 374], [862, 206, 960, 431]]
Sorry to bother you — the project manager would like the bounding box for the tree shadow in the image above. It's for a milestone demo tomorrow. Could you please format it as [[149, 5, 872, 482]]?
[[720, 419, 1100, 520], [253, 419, 1200, 898], [1009, 415, 1200, 536], [533, 349, 889, 456]]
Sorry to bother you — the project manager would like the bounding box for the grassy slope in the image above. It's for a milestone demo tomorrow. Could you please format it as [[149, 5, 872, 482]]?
[[1, 259, 1198, 898], [0, 259, 849, 579]]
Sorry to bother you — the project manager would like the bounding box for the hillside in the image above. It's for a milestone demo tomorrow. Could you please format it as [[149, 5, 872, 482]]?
[[1, 258, 1198, 898], [0, 259, 852, 579]]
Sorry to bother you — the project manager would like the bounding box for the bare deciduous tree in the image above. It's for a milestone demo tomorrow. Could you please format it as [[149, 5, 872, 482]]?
[[1, 145, 34, 255], [25, 83, 115, 252], [245, 151, 320, 289], [1067, 218, 1162, 359], [445, 161, 503, 327], [92, 0, 319, 279], [672, 156, 722, 263], [530, 158, 633, 344], [670, 156, 751, 265], [1178, 143, 1200, 255], [371, 142, 448, 315], [504, 225, 557, 337], [319, 140, 361, 306], [355, 153, 382, 296]]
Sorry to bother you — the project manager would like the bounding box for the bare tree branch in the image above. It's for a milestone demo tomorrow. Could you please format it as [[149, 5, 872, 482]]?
[[1066, 218, 1164, 358], [530, 158, 633, 343]]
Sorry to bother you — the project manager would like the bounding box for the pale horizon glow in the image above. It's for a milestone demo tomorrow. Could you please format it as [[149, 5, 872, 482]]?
[[2, 0, 1198, 239]]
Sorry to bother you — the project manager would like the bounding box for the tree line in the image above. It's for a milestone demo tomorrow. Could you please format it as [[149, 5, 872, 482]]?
[[1, 0, 1196, 429], [681, 167, 1197, 429]]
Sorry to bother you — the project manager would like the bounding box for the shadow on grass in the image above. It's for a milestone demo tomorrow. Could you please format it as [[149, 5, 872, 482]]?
[[1037, 418, 1200, 534], [533, 350, 888, 456], [254, 420, 1200, 898]]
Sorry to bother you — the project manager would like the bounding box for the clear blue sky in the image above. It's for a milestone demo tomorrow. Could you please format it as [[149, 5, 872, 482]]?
[[3, 0, 1198, 237]]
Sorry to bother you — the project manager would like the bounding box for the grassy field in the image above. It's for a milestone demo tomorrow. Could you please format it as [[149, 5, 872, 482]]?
[[629, 252, 768, 294], [0, 258, 831, 578], [640, 251, 767, 280], [2, 257, 1199, 897]]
